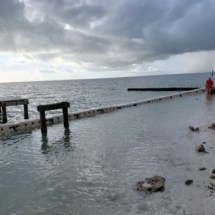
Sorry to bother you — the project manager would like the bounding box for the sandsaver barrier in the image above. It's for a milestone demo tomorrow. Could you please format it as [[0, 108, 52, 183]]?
[[0, 88, 205, 135]]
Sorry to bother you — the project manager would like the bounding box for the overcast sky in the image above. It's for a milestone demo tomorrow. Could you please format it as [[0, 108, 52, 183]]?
[[0, 0, 215, 82]]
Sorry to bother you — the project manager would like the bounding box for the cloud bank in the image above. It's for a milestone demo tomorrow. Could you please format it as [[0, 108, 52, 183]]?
[[0, 0, 215, 81]]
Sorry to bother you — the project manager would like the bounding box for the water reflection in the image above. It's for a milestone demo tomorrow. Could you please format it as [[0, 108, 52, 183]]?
[[206, 93, 213, 112], [63, 128, 71, 148], [41, 128, 75, 161], [206, 93, 213, 103], [41, 133, 49, 152]]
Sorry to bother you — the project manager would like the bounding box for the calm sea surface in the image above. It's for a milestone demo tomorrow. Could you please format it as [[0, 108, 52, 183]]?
[[0, 73, 210, 121], [0, 73, 214, 215]]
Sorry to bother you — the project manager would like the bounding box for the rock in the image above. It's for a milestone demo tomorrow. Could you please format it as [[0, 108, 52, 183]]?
[[208, 123, 215, 130], [207, 183, 215, 190], [189, 126, 195, 131], [210, 175, 215, 179], [199, 167, 206, 171], [212, 169, 215, 174], [197, 144, 208, 153], [136, 181, 145, 191], [195, 127, 199, 132], [202, 142, 206, 144], [185, 180, 193, 185], [189, 126, 199, 132], [136, 176, 165, 193]]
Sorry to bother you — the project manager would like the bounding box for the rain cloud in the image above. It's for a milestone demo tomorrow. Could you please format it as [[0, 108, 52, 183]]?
[[0, 0, 215, 77]]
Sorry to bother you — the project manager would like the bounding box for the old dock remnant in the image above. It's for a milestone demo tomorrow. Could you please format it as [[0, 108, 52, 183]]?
[[0, 97, 29, 123], [0, 88, 205, 135], [37, 102, 70, 133], [127, 87, 199, 91]]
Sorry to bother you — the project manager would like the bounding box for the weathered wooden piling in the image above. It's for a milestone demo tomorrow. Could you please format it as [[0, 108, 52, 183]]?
[[37, 102, 70, 133], [0, 97, 29, 123]]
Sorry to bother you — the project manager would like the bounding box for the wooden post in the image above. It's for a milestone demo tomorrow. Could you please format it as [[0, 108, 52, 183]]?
[[2, 106, 7, 123], [24, 104, 29, 119], [40, 110, 47, 133], [63, 107, 69, 128], [37, 102, 70, 133], [0, 98, 29, 123]]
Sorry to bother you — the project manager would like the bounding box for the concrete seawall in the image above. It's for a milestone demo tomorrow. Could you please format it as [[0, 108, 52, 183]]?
[[0, 88, 205, 135]]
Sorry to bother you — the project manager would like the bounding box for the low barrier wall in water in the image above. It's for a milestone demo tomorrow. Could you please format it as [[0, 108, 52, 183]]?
[[0, 88, 205, 135]]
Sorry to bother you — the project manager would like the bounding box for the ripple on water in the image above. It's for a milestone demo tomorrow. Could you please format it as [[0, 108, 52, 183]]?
[[0, 90, 213, 214]]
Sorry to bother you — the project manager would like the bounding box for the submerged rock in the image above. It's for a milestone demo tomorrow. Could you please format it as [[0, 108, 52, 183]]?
[[136, 175, 165, 193], [185, 180, 193, 185], [107, 193, 118, 202]]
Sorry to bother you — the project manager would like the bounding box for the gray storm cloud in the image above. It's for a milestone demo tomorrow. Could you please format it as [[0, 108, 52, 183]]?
[[0, 0, 215, 70]]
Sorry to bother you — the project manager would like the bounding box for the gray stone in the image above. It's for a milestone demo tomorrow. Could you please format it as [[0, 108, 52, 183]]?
[[136, 175, 165, 193], [197, 144, 208, 153], [210, 175, 215, 179], [189, 126, 199, 132], [189, 126, 194, 131], [208, 123, 215, 130], [185, 180, 193, 185]]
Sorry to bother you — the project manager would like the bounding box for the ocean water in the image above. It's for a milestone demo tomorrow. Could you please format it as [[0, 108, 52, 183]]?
[[0, 73, 214, 215], [0, 72, 209, 121]]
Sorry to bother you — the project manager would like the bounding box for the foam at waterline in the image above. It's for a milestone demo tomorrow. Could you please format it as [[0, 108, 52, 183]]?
[[0, 88, 205, 134]]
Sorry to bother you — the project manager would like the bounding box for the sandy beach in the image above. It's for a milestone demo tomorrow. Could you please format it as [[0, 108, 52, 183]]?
[[181, 120, 215, 215]]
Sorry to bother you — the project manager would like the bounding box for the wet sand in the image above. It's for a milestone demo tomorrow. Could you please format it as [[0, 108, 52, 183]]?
[[184, 122, 215, 215]]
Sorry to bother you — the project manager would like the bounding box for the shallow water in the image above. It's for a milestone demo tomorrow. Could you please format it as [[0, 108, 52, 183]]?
[[0, 90, 214, 215]]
